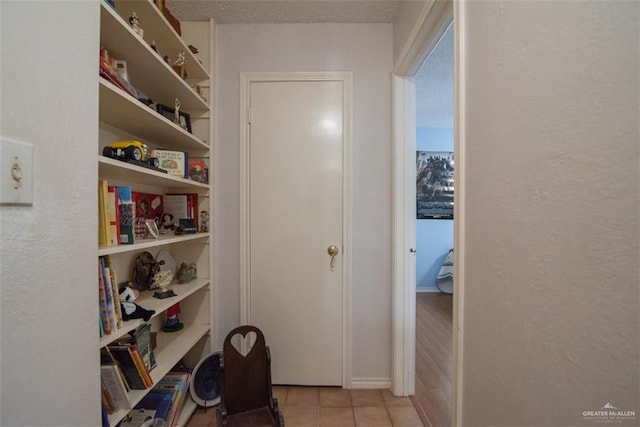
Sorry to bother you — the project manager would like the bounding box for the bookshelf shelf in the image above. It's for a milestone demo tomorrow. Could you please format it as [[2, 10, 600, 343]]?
[[98, 2, 213, 426], [100, 1, 208, 111], [99, 80, 209, 152], [99, 156, 209, 191]]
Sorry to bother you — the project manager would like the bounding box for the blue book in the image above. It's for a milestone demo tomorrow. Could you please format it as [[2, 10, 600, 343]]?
[[134, 390, 174, 421], [115, 186, 134, 244]]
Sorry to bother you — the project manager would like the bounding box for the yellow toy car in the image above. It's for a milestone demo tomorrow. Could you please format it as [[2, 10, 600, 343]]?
[[103, 140, 160, 169]]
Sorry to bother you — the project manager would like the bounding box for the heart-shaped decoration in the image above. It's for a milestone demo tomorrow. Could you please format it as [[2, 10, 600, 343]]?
[[230, 330, 258, 357]]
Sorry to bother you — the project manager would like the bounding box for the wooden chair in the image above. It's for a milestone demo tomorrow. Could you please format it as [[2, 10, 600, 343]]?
[[217, 325, 285, 427]]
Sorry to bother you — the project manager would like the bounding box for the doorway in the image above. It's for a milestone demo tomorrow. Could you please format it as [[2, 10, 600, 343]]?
[[239, 72, 353, 386], [391, 0, 460, 417]]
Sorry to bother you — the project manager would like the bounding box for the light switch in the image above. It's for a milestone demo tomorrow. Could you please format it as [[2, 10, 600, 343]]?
[[0, 138, 34, 206]]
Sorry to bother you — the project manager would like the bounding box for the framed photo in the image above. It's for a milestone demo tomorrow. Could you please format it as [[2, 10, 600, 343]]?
[[156, 103, 192, 133], [416, 151, 454, 219]]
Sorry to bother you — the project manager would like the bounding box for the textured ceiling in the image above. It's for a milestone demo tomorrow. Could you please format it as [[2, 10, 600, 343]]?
[[166, 0, 399, 23], [416, 23, 453, 128], [165, 0, 452, 129]]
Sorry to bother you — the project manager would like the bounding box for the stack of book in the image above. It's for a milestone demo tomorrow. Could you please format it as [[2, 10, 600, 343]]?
[[126, 369, 191, 427], [98, 180, 135, 247], [100, 324, 157, 414], [98, 255, 122, 338]]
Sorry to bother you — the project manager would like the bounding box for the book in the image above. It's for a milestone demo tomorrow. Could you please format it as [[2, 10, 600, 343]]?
[[187, 158, 208, 184], [132, 323, 156, 372], [120, 409, 157, 427], [100, 256, 118, 333], [104, 256, 123, 329], [98, 180, 110, 247], [107, 345, 147, 390], [100, 365, 131, 412], [152, 149, 187, 178], [154, 371, 190, 427], [115, 186, 134, 244], [128, 345, 154, 388], [106, 186, 119, 246], [98, 259, 111, 336], [130, 391, 174, 422], [132, 191, 163, 238]]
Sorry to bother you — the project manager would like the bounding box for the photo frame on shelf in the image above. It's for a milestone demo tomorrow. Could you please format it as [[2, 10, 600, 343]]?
[[156, 103, 192, 133]]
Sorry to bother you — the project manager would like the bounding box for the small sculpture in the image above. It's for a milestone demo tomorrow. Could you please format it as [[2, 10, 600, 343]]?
[[129, 12, 144, 38], [199, 210, 209, 232], [163, 303, 184, 332], [177, 262, 197, 284], [174, 98, 181, 125], [172, 52, 187, 79], [152, 269, 176, 299]]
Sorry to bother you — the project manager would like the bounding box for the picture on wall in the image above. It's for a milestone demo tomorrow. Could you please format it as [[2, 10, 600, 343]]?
[[417, 151, 454, 219]]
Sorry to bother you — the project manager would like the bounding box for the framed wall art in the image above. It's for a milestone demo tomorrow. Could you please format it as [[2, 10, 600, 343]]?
[[416, 151, 454, 219]]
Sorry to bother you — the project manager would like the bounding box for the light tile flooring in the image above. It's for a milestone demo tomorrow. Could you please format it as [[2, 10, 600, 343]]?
[[186, 386, 424, 426]]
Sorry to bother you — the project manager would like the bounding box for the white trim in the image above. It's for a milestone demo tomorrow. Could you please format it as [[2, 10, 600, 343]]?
[[350, 378, 392, 390], [452, 1, 466, 424], [391, 0, 456, 401], [391, 75, 417, 397], [416, 287, 440, 293], [239, 72, 353, 388], [394, 0, 454, 76]]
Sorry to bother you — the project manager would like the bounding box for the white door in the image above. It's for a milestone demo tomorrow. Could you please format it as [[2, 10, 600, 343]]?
[[246, 76, 349, 385]]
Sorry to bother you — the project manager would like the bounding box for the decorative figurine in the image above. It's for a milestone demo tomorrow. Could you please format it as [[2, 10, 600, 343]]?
[[163, 303, 184, 332], [150, 40, 158, 52], [152, 269, 176, 299], [129, 12, 144, 38], [199, 210, 209, 233], [177, 262, 197, 284], [172, 52, 187, 78], [174, 98, 181, 125]]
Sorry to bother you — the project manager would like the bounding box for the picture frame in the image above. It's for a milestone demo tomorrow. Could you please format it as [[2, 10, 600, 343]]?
[[416, 151, 454, 219], [156, 103, 192, 133]]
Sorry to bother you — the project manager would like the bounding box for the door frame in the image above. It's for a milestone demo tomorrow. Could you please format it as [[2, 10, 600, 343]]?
[[239, 72, 354, 387], [392, 2, 465, 424]]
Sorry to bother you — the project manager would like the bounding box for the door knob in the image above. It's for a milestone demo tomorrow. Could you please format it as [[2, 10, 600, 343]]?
[[327, 245, 339, 270]]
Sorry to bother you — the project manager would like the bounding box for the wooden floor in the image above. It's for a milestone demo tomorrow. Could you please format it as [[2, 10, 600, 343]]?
[[411, 292, 453, 427]]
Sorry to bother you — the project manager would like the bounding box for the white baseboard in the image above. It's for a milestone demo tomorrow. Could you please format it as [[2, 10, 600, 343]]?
[[349, 378, 392, 389], [417, 287, 439, 293]]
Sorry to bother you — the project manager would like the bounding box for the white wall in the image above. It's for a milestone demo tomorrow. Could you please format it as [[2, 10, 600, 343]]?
[[459, 1, 639, 424], [0, 1, 99, 426], [215, 23, 394, 383]]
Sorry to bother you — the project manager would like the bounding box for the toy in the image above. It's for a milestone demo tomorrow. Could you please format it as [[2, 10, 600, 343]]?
[[129, 12, 144, 38], [103, 140, 161, 170], [162, 303, 183, 332], [119, 285, 155, 321]]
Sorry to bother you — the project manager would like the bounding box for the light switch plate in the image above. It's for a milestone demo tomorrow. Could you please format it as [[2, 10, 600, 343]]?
[[0, 138, 34, 206]]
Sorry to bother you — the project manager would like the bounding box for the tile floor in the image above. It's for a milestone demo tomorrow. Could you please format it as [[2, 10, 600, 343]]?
[[186, 386, 424, 426]]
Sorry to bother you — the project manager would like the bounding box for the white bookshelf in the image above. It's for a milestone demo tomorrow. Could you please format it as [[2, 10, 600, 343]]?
[[98, 1, 213, 426]]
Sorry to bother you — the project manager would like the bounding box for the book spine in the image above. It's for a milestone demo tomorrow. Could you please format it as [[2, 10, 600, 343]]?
[[98, 259, 111, 335], [98, 180, 110, 247], [116, 186, 135, 244], [129, 345, 154, 388], [100, 257, 118, 334], [104, 256, 123, 329], [107, 186, 119, 246]]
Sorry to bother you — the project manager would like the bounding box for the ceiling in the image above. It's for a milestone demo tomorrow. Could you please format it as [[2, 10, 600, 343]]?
[[165, 0, 453, 129], [166, 0, 400, 23]]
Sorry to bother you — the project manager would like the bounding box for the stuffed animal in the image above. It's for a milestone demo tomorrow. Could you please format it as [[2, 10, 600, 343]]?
[[119, 285, 156, 321]]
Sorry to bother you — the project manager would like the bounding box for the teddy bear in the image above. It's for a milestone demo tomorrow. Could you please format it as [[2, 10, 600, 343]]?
[[119, 285, 156, 321]]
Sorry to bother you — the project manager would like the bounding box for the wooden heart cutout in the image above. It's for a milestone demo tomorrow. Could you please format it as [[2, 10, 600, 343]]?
[[231, 330, 257, 356]]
